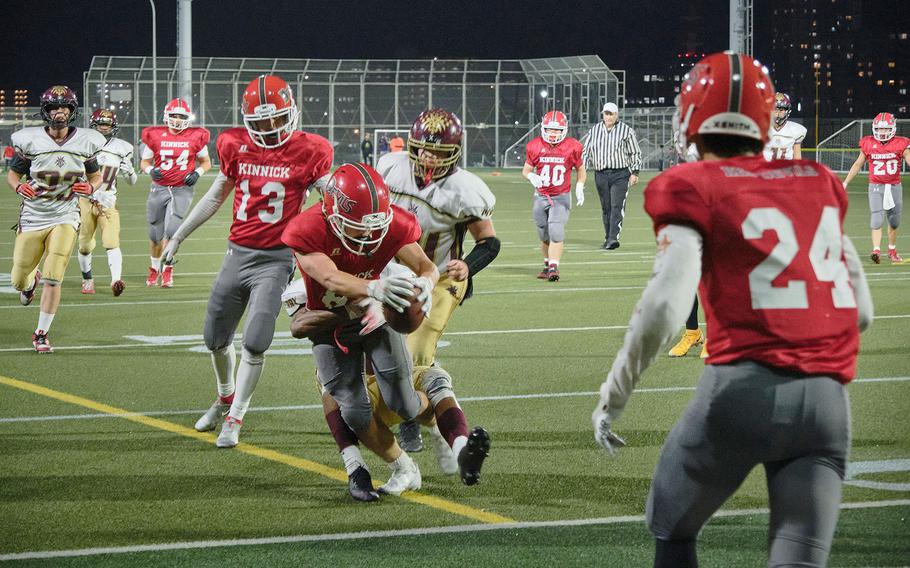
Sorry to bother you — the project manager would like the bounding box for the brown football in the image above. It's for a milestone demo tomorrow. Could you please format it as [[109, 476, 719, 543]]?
[[383, 287, 425, 334]]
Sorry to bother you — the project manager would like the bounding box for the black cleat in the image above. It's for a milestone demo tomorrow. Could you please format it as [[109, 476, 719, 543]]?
[[458, 427, 490, 486], [606, 240, 620, 250], [348, 466, 380, 502], [398, 420, 424, 453]]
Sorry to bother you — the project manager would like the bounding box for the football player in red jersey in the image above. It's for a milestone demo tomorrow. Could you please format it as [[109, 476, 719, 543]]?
[[139, 98, 211, 287], [282, 163, 439, 500], [592, 52, 873, 567], [842, 112, 910, 263], [162, 75, 333, 448], [523, 110, 586, 281]]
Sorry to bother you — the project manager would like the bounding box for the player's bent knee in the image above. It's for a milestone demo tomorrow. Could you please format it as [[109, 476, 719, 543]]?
[[240, 346, 265, 365], [422, 368, 455, 407], [339, 405, 372, 434]]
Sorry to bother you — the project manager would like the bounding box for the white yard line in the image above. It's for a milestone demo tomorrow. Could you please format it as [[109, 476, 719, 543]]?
[[1, 499, 907, 561]]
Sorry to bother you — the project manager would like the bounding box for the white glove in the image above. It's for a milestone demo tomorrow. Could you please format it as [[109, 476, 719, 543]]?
[[412, 276, 433, 316], [91, 189, 116, 209], [163, 238, 181, 265], [592, 406, 627, 456], [575, 182, 585, 207], [366, 275, 414, 312], [527, 172, 545, 189], [358, 298, 387, 336]]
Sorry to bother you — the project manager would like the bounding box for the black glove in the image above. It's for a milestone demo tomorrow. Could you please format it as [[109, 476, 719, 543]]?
[[183, 171, 200, 186], [149, 167, 164, 181]]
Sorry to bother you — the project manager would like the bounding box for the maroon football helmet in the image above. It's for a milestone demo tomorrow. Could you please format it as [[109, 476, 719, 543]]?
[[40, 85, 79, 128], [773, 92, 792, 127], [407, 108, 463, 186], [322, 163, 394, 256], [90, 109, 119, 139]]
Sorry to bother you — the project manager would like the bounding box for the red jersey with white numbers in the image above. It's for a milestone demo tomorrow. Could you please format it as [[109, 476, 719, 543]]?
[[644, 157, 860, 383], [524, 136, 583, 196], [217, 128, 332, 249], [281, 204, 422, 310], [141, 126, 210, 187], [859, 135, 910, 185]]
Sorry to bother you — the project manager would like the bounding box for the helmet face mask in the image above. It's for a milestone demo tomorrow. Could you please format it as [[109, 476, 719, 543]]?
[[541, 110, 568, 144], [40, 85, 79, 130], [90, 109, 119, 139], [164, 98, 193, 132], [873, 112, 896, 142], [322, 163, 394, 256], [242, 75, 298, 148], [407, 108, 463, 186]]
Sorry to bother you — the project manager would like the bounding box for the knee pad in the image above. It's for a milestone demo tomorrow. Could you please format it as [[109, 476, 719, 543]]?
[[887, 208, 901, 229], [870, 211, 885, 230], [339, 404, 372, 434], [548, 224, 566, 242], [421, 367, 455, 407], [148, 223, 164, 243], [536, 225, 550, 242], [42, 279, 60, 287]]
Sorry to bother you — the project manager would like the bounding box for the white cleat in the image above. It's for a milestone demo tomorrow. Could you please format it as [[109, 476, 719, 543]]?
[[194, 400, 231, 432], [378, 459, 422, 495], [216, 417, 242, 448], [429, 425, 458, 475]]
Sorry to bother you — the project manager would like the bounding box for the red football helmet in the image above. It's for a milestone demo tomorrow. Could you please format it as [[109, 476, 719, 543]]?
[[676, 52, 775, 151], [322, 163, 394, 256], [90, 109, 119, 138], [873, 112, 896, 142], [773, 92, 792, 127], [541, 110, 568, 144], [407, 108, 463, 186], [40, 85, 79, 128], [241, 74, 298, 148], [163, 98, 193, 132]]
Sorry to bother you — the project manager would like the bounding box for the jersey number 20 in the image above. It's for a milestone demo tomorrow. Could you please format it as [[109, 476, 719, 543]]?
[[742, 206, 856, 310]]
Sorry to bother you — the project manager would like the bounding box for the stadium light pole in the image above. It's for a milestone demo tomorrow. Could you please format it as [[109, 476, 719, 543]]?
[[813, 61, 821, 147], [150, 0, 157, 127]]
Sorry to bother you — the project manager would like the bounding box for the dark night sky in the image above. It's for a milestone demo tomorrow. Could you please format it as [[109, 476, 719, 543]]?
[[2, 0, 735, 102]]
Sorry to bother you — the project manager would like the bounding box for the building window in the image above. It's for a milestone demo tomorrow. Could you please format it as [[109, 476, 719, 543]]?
[[876, 80, 883, 86]]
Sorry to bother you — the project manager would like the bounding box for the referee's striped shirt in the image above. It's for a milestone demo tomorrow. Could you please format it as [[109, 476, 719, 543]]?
[[582, 121, 643, 174]]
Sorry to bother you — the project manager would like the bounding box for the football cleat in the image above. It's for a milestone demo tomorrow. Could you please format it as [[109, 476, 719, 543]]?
[[888, 249, 904, 263], [81, 279, 95, 295], [669, 329, 704, 357], [32, 331, 53, 354], [537, 264, 550, 279], [429, 425, 458, 475], [547, 266, 560, 282], [398, 420, 424, 453], [378, 458, 422, 495], [606, 240, 620, 250], [700, 340, 708, 359], [348, 466, 380, 502], [195, 399, 231, 432], [160, 265, 174, 288], [216, 416, 242, 448], [111, 280, 125, 297], [870, 250, 881, 264], [146, 267, 159, 287], [458, 427, 491, 486], [20, 270, 41, 306]]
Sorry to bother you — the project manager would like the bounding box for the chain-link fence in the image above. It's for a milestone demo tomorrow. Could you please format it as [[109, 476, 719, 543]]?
[[811, 119, 910, 173], [83, 55, 623, 168]]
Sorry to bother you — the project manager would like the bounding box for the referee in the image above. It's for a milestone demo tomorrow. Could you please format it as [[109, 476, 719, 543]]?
[[582, 102, 642, 250]]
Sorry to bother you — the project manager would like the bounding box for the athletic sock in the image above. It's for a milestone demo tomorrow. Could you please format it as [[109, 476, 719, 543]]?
[[228, 348, 264, 421], [150, 256, 161, 271], [78, 252, 92, 280], [211, 344, 236, 398], [654, 538, 698, 568], [341, 445, 366, 475], [325, 408, 360, 452], [436, 406, 469, 448], [36, 311, 55, 334], [889, 244, 897, 251], [391, 451, 415, 469], [107, 248, 123, 281]]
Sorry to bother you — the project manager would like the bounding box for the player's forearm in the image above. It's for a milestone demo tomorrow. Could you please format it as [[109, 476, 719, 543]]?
[[793, 145, 802, 160], [599, 225, 702, 414], [139, 158, 153, 174], [576, 164, 587, 185], [87, 170, 102, 190], [172, 173, 233, 242], [843, 235, 874, 332], [521, 163, 534, 178], [7, 169, 23, 191], [197, 155, 212, 173]]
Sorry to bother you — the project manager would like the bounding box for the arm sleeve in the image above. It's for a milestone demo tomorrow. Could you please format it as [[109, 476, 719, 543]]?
[[171, 172, 233, 242], [84, 157, 100, 174], [596, 224, 702, 417], [9, 153, 30, 174], [842, 235, 873, 332]]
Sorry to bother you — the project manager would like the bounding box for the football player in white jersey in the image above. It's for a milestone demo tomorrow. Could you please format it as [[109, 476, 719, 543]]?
[[6, 86, 107, 352], [376, 108, 499, 452], [78, 109, 137, 296], [763, 93, 806, 161]]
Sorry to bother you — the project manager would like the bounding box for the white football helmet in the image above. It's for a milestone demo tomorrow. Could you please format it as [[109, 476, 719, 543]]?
[[163, 98, 193, 132]]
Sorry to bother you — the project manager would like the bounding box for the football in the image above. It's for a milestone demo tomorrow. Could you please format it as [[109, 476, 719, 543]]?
[[383, 287, 425, 334]]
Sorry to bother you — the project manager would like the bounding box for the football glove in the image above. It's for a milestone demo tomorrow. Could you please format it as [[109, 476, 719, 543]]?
[[90, 189, 116, 209], [527, 172, 545, 189], [592, 406, 627, 456], [15, 182, 36, 199], [358, 298, 387, 336], [183, 171, 200, 186], [575, 182, 585, 207], [149, 167, 164, 181], [412, 276, 433, 316], [163, 238, 181, 265], [71, 181, 94, 196], [366, 275, 414, 312]]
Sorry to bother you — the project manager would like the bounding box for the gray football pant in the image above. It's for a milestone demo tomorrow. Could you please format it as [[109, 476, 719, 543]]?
[[312, 322, 419, 434], [594, 169, 630, 242], [646, 361, 850, 568], [533, 191, 571, 243], [868, 183, 903, 230], [203, 243, 294, 356], [147, 184, 194, 242]]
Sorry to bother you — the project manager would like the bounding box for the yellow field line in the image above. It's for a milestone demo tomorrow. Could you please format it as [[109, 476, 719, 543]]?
[[0, 374, 513, 524]]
